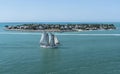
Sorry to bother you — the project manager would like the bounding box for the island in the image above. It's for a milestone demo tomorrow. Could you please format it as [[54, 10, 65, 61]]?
[[4, 23, 116, 32]]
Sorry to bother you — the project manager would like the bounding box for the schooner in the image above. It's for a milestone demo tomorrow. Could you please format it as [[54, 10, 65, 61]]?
[[40, 32, 60, 48]]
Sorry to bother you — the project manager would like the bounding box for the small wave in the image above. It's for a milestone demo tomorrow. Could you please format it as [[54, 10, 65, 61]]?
[[0, 32, 120, 36]]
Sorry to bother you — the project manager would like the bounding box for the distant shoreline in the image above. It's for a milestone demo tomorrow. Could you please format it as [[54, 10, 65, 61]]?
[[4, 23, 116, 32]]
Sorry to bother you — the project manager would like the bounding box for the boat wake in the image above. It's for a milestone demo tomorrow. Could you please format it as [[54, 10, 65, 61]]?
[[0, 32, 120, 36]]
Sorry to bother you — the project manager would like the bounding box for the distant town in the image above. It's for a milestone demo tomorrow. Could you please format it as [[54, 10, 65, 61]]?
[[4, 23, 116, 32]]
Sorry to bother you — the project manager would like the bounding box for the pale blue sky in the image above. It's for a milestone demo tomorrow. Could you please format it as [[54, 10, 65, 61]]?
[[0, 0, 120, 22]]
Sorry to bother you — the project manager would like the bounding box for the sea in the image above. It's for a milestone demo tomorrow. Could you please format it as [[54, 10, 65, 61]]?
[[0, 22, 120, 74]]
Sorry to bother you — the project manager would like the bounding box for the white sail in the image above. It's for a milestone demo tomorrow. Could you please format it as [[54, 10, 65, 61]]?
[[45, 33, 49, 46], [40, 33, 44, 43], [40, 32, 49, 46], [54, 35, 60, 45], [49, 33, 55, 46]]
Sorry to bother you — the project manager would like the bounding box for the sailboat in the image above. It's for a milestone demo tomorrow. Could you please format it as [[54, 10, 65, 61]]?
[[40, 32, 60, 48]]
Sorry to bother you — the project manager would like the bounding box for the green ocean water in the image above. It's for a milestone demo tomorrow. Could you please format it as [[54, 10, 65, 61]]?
[[0, 22, 120, 74]]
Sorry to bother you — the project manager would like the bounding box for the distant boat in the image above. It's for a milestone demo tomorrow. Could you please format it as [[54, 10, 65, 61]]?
[[40, 32, 60, 48]]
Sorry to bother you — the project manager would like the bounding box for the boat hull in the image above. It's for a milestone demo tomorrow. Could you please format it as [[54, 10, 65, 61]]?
[[40, 45, 58, 48]]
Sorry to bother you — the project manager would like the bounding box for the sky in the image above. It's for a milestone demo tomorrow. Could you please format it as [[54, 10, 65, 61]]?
[[0, 0, 120, 22]]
